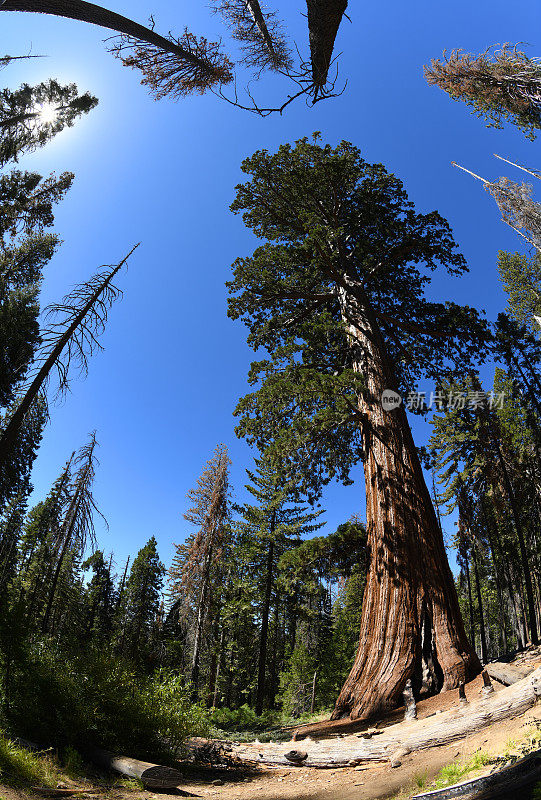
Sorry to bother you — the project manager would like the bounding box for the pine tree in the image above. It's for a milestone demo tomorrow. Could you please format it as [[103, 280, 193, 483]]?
[[1, 0, 232, 100], [41, 432, 103, 634], [169, 444, 231, 695], [0, 490, 28, 601], [82, 551, 116, 640], [0, 234, 59, 407], [278, 516, 367, 711], [429, 375, 539, 646], [227, 136, 488, 721], [0, 395, 47, 509], [237, 452, 323, 715], [121, 536, 165, 663], [14, 456, 72, 626], [0, 79, 97, 166], [211, 1, 292, 73], [498, 253, 541, 332], [425, 44, 541, 139]]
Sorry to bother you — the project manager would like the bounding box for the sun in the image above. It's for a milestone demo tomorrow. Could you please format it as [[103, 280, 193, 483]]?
[[38, 102, 59, 124]]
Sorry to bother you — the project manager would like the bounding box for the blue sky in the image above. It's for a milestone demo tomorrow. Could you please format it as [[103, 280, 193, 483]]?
[[1, 0, 538, 577]]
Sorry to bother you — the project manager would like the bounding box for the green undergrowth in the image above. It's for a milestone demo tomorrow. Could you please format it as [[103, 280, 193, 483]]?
[[0, 734, 145, 792], [432, 750, 491, 789], [0, 642, 212, 761], [209, 703, 332, 742], [0, 733, 59, 788]]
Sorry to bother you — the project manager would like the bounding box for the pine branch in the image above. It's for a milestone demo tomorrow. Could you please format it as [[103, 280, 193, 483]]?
[[212, 0, 292, 72]]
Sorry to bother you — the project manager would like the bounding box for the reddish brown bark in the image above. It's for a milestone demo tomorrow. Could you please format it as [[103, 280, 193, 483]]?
[[331, 284, 481, 721]]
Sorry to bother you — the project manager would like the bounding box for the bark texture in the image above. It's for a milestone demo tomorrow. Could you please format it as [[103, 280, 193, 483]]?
[[331, 284, 480, 721]]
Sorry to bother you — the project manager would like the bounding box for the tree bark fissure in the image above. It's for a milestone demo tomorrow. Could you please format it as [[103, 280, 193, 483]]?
[[331, 281, 480, 721]]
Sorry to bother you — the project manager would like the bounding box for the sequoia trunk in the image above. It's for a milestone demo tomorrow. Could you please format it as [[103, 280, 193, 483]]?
[[332, 284, 480, 720]]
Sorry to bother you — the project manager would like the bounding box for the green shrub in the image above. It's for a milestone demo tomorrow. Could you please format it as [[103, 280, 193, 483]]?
[[3, 643, 210, 761]]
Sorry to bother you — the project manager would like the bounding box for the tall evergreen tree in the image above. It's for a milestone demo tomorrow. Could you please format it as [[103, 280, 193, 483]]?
[[121, 536, 165, 663], [429, 375, 539, 646], [0, 79, 97, 165], [82, 551, 116, 640], [13, 455, 72, 626], [498, 252, 541, 331], [0, 234, 59, 407], [237, 452, 323, 715], [0, 170, 73, 246], [278, 516, 367, 710], [227, 136, 490, 721], [41, 432, 103, 633]]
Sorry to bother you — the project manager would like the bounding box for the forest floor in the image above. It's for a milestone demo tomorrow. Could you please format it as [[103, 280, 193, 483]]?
[[1, 649, 541, 800]]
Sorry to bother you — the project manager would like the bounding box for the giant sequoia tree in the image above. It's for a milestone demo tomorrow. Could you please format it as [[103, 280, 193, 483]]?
[[227, 137, 490, 721]]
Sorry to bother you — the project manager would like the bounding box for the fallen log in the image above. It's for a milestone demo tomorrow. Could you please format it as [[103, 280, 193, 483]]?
[[412, 747, 541, 800], [231, 666, 541, 768], [32, 790, 98, 797], [291, 716, 371, 740], [84, 748, 183, 790], [485, 661, 533, 686]]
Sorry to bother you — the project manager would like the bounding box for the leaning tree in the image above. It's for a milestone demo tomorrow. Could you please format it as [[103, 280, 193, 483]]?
[[0, 244, 138, 468], [227, 136, 490, 723], [1, 0, 349, 111], [425, 44, 541, 140]]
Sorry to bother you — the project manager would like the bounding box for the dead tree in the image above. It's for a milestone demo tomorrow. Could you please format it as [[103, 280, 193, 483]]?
[[1, 0, 233, 98], [0, 244, 138, 465]]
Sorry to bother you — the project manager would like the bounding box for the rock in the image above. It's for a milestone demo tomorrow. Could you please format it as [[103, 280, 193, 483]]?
[[390, 758, 402, 768], [56, 783, 68, 789], [348, 758, 361, 766], [211, 779, 224, 786], [284, 750, 308, 763]]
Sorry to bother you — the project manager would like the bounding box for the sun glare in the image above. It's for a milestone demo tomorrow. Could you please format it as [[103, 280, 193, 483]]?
[[38, 102, 58, 124]]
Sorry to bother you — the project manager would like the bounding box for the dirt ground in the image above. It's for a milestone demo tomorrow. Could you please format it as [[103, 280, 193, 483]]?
[[2, 651, 541, 800]]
